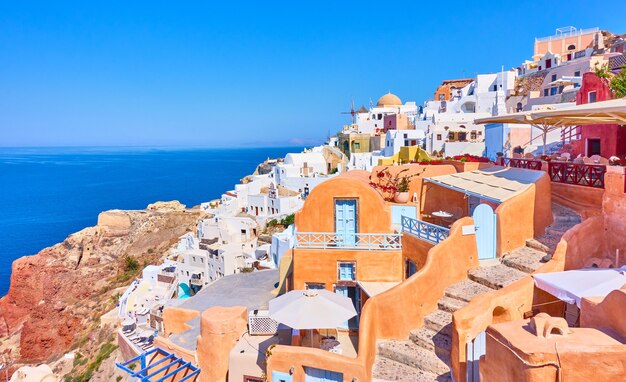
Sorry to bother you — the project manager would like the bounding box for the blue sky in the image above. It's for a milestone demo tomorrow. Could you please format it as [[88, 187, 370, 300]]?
[[1, 1, 625, 147]]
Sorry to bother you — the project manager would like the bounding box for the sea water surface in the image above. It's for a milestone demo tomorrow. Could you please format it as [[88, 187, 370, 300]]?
[[0, 146, 299, 296]]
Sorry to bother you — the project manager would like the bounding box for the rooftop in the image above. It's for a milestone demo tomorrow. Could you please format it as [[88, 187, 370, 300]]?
[[166, 269, 279, 350]]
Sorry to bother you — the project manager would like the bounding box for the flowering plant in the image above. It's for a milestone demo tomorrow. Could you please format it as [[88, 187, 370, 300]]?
[[369, 167, 424, 198], [540, 154, 552, 162], [609, 156, 626, 166], [451, 154, 491, 163]]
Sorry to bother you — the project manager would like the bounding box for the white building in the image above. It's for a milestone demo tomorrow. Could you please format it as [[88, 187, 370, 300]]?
[[421, 71, 517, 157], [247, 182, 303, 221], [270, 225, 295, 267], [382, 129, 426, 157]]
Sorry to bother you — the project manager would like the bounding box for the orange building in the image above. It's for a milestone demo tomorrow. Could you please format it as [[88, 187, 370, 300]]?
[[433, 78, 474, 101]]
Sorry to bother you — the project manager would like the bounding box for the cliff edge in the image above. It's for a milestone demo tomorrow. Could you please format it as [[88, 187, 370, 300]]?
[[0, 201, 206, 364]]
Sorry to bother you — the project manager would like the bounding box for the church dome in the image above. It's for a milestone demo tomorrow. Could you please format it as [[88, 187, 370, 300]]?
[[376, 93, 402, 107]]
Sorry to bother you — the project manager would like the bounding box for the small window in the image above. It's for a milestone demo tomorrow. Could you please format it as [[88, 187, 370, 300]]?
[[305, 282, 326, 290], [550, 87, 558, 96], [338, 262, 356, 281], [436, 134, 442, 140], [492, 85, 497, 91], [574, 71, 581, 77], [354, 142, 361, 149], [516, 102, 523, 112], [588, 91, 597, 103], [544, 89, 549, 97], [551, 74, 557, 82], [546, 58, 552, 69], [568, 44, 576, 50], [438, 94, 445, 101]]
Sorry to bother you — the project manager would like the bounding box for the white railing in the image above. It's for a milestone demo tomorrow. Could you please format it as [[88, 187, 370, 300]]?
[[535, 27, 599, 42], [248, 310, 279, 335], [295, 232, 402, 250], [401, 216, 450, 245]]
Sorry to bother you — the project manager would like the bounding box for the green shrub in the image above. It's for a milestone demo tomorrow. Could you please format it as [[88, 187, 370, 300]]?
[[123, 256, 139, 272]]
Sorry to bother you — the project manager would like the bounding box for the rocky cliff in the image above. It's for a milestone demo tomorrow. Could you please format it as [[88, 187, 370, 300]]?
[[0, 201, 206, 364]]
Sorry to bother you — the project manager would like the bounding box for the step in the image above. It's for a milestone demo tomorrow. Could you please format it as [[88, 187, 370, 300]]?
[[547, 227, 568, 237], [526, 238, 552, 253], [372, 356, 447, 382], [423, 310, 453, 337], [377, 340, 451, 376], [410, 326, 452, 359], [502, 247, 547, 273], [468, 264, 528, 290], [445, 279, 495, 303], [553, 214, 581, 223], [437, 295, 467, 313]]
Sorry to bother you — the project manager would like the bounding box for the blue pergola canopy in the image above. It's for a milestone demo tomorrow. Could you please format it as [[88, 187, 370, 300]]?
[[116, 348, 200, 382]]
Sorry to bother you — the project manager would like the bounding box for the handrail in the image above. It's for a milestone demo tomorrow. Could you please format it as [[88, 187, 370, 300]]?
[[504, 158, 543, 170], [294, 232, 402, 250], [401, 216, 450, 244], [548, 162, 606, 188]]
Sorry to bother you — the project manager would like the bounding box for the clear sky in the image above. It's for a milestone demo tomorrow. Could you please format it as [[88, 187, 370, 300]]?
[[1, 1, 625, 147]]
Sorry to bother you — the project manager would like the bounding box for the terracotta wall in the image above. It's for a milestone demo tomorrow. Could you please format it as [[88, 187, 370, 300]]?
[[295, 175, 391, 234], [601, 169, 626, 264], [162, 307, 200, 335], [495, 174, 553, 256], [292, 248, 403, 290], [481, 323, 626, 382], [267, 218, 479, 382], [551, 182, 604, 216], [581, 287, 626, 338], [196, 307, 248, 382], [153, 337, 197, 364]]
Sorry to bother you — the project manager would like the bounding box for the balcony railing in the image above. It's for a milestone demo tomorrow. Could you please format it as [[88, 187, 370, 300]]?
[[506, 158, 543, 170], [401, 216, 450, 245], [295, 232, 402, 250], [548, 162, 606, 188]]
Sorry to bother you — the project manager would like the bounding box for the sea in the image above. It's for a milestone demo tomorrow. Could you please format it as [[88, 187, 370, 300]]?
[[0, 146, 300, 296]]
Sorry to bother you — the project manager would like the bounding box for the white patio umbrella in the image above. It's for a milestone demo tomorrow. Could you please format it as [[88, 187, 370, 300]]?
[[269, 289, 357, 346], [533, 266, 626, 308]]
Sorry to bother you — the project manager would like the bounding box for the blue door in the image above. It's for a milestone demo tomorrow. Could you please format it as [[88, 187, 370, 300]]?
[[272, 371, 292, 382], [335, 199, 357, 246], [305, 367, 343, 382], [472, 204, 497, 260], [335, 286, 349, 329], [466, 331, 486, 382]]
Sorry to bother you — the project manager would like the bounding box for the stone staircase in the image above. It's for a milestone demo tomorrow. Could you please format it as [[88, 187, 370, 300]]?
[[371, 204, 580, 381]]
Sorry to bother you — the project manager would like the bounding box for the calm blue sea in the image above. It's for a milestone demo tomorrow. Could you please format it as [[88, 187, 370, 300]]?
[[0, 146, 299, 296]]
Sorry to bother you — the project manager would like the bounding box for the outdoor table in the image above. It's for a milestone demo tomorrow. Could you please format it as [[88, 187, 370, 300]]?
[[432, 211, 453, 226]]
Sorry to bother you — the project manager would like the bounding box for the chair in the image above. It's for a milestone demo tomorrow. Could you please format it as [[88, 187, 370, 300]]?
[[512, 153, 523, 159], [573, 157, 584, 164], [561, 153, 571, 161], [524, 153, 535, 159], [582, 156, 592, 164], [590, 154, 601, 164], [597, 156, 609, 165]]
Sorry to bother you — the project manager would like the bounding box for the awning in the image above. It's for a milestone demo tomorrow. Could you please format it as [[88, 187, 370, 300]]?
[[533, 267, 626, 308], [357, 281, 400, 297], [426, 167, 544, 203]]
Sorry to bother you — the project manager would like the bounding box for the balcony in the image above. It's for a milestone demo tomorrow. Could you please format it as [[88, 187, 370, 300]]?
[[190, 275, 204, 286], [295, 232, 402, 250], [401, 216, 450, 245]]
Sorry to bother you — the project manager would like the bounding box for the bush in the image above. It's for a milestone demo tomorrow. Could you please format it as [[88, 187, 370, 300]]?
[[280, 214, 295, 227], [123, 256, 139, 272]]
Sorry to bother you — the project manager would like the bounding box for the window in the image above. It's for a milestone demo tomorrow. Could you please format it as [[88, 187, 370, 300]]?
[[354, 142, 360, 149], [516, 102, 523, 112], [305, 282, 326, 290], [551, 74, 557, 82], [550, 87, 558, 96], [338, 262, 356, 281], [568, 44, 576, 50], [588, 91, 597, 103], [574, 71, 581, 77], [492, 85, 497, 91], [438, 94, 445, 101], [544, 89, 549, 97], [436, 134, 442, 140], [405, 259, 417, 279], [546, 58, 552, 69], [244, 376, 264, 382]]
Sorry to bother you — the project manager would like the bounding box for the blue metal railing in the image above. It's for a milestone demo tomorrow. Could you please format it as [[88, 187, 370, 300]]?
[[295, 232, 402, 250], [401, 216, 450, 245], [116, 347, 201, 382]]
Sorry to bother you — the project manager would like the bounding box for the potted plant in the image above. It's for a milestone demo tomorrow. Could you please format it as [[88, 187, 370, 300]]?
[[369, 167, 424, 203], [394, 176, 411, 203]]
